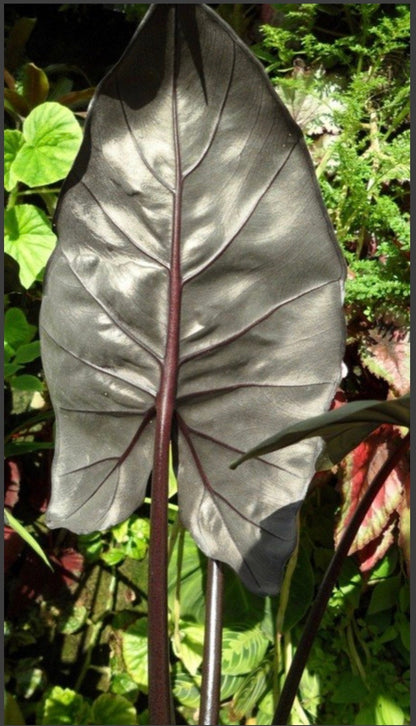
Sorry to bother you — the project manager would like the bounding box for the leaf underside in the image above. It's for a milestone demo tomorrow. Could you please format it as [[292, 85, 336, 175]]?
[[40, 4, 345, 595]]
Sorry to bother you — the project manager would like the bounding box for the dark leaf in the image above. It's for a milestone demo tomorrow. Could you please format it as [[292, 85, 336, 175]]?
[[40, 5, 345, 594], [232, 395, 410, 471]]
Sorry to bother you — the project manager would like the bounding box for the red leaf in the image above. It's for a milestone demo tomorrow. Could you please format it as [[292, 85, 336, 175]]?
[[335, 425, 409, 572], [4, 460, 21, 509], [397, 470, 410, 575], [360, 324, 410, 396]]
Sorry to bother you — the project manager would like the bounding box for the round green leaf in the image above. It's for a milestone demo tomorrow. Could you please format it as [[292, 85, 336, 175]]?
[[4, 307, 36, 348], [91, 694, 137, 726], [4, 204, 56, 288], [40, 686, 91, 725], [12, 102, 82, 187], [121, 618, 148, 692], [4, 129, 24, 191]]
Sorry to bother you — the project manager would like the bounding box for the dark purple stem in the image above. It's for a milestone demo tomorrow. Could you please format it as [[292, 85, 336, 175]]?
[[199, 559, 224, 725], [148, 10, 182, 724], [272, 431, 410, 725]]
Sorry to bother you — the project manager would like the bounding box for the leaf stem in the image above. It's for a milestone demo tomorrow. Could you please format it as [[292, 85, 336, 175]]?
[[148, 10, 182, 723], [199, 559, 224, 726], [272, 432, 410, 725]]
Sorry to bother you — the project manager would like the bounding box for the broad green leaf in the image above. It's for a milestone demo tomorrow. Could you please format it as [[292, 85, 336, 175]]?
[[375, 694, 404, 726], [4, 509, 53, 570], [221, 625, 269, 676], [4, 307, 36, 348], [168, 531, 206, 623], [4, 129, 25, 191], [4, 204, 57, 288], [172, 665, 201, 709], [90, 694, 137, 726], [173, 621, 205, 676], [11, 102, 82, 187], [232, 395, 410, 470], [39, 686, 91, 725], [121, 618, 148, 692], [231, 660, 272, 719], [14, 340, 41, 364]]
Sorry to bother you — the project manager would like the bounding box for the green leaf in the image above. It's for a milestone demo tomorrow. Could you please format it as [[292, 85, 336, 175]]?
[[4, 362, 23, 378], [4, 129, 25, 191], [4, 690, 25, 725], [173, 621, 205, 676], [101, 548, 126, 566], [4, 307, 36, 348], [283, 543, 315, 632], [4, 509, 53, 570], [172, 664, 201, 709], [231, 660, 272, 719], [375, 694, 404, 726], [4, 441, 54, 458], [9, 374, 43, 392], [39, 686, 91, 725], [57, 605, 88, 634], [367, 575, 402, 615], [4, 204, 57, 288], [14, 340, 41, 364], [121, 618, 148, 692], [90, 694, 137, 726], [11, 102, 82, 187], [168, 531, 206, 623], [231, 395, 410, 470], [110, 673, 139, 702], [221, 625, 269, 676]]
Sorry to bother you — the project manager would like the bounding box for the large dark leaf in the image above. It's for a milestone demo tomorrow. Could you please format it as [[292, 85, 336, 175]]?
[[39, 5, 345, 595]]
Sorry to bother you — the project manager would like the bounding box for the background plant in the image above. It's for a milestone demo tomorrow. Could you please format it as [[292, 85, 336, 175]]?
[[4, 5, 409, 725]]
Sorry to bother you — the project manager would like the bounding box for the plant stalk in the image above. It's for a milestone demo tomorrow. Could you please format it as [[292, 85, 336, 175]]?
[[199, 558, 224, 726], [148, 11, 183, 722], [272, 432, 410, 725]]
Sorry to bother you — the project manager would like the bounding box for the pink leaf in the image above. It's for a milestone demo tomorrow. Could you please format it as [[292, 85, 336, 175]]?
[[335, 425, 409, 572]]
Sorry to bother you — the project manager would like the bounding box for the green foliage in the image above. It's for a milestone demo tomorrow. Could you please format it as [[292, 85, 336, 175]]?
[[7, 102, 82, 188], [260, 3, 410, 324]]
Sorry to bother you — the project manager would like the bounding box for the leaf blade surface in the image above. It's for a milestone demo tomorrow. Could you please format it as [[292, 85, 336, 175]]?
[[40, 5, 346, 594]]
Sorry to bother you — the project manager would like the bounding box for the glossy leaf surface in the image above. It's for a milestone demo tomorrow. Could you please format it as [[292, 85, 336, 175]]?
[[40, 5, 345, 594]]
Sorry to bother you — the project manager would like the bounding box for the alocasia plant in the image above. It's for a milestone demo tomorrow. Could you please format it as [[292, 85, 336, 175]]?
[[39, 5, 345, 722]]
